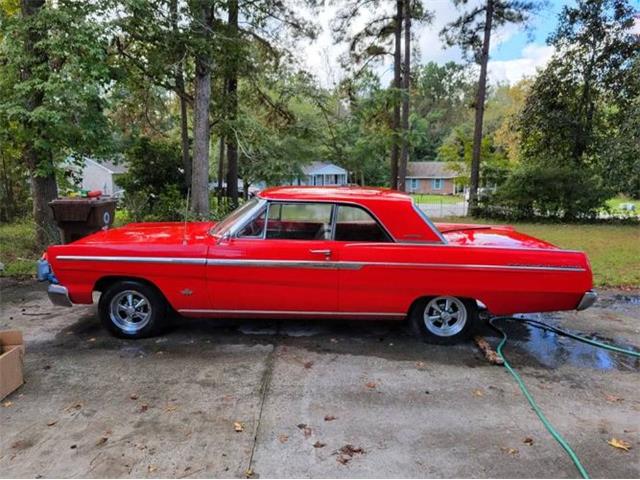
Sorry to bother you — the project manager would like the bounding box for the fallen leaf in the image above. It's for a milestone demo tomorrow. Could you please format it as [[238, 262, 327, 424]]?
[[95, 437, 108, 446], [324, 415, 337, 421], [277, 434, 288, 444], [244, 467, 254, 478], [473, 389, 484, 397], [147, 465, 157, 473], [500, 447, 519, 456], [313, 441, 326, 448], [64, 402, 82, 412], [607, 438, 632, 452], [365, 381, 377, 389], [302, 427, 312, 438], [415, 361, 426, 370], [303, 361, 314, 369], [46, 421, 57, 427], [340, 444, 364, 455], [234, 422, 244, 432], [523, 437, 534, 446], [336, 455, 350, 465], [164, 404, 178, 413], [139, 404, 149, 413], [130, 393, 139, 400], [297, 423, 307, 429], [605, 394, 624, 403], [2, 401, 13, 408], [88, 337, 96, 342]]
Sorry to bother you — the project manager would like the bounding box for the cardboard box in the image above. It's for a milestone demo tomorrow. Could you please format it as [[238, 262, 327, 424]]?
[[0, 330, 24, 400]]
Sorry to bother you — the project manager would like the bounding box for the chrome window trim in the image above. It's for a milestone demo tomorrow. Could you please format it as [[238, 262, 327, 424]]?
[[258, 198, 397, 243], [226, 198, 268, 238], [333, 204, 393, 243]]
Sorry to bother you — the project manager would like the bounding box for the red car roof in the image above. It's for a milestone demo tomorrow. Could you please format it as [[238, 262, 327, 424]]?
[[258, 186, 443, 243], [259, 186, 412, 203]]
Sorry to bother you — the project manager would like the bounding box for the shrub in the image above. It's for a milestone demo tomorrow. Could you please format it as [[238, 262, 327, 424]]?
[[482, 163, 611, 221]]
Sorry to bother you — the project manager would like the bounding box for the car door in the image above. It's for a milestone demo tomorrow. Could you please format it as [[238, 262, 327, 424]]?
[[206, 201, 339, 316], [332, 204, 408, 318]]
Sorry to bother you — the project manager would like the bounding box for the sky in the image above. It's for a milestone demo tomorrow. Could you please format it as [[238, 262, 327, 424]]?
[[297, 0, 640, 87]]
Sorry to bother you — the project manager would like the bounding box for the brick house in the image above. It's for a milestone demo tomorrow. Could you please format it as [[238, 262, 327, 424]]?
[[406, 161, 463, 195]]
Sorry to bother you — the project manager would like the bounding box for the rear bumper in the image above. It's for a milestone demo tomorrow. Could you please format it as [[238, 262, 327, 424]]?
[[576, 290, 597, 311], [48, 284, 72, 307]]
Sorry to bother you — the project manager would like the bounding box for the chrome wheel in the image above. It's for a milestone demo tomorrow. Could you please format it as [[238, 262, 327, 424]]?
[[109, 290, 152, 334], [423, 296, 467, 337]]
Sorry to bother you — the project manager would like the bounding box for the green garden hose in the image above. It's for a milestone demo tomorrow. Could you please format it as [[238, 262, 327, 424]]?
[[488, 316, 640, 479]]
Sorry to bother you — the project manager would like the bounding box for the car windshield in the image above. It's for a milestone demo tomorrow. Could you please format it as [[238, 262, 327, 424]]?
[[210, 198, 259, 236]]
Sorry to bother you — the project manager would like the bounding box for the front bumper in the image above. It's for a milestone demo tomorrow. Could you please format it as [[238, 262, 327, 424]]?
[[48, 284, 72, 307], [576, 290, 597, 311]]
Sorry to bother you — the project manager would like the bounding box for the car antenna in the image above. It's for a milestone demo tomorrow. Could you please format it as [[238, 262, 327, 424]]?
[[182, 188, 190, 246]]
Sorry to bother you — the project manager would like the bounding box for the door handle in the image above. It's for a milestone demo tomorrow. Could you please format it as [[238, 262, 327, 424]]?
[[309, 249, 331, 257]]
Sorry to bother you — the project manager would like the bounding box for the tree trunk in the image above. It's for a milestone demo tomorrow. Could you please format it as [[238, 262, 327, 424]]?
[[469, 0, 493, 215], [170, 0, 191, 191], [190, 4, 214, 217], [390, 0, 402, 189], [398, 0, 411, 192], [21, 0, 58, 248], [0, 153, 16, 222], [225, 0, 239, 207], [176, 63, 191, 190], [217, 133, 225, 200], [29, 153, 59, 248]]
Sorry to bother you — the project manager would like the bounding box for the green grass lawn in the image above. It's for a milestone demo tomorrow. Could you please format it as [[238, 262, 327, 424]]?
[[436, 218, 640, 288], [605, 196, 640, 214], [0, 220, 39, 277], [409, 194, 463, 204]]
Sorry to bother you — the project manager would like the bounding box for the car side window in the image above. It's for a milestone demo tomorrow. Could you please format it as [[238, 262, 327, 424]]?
[[266, 203, 333, 240], [334, 205, 391, 242], [237, 208, 266, 238]]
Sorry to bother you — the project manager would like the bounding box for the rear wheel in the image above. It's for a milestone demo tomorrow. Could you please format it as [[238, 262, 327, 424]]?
[[410, 296, 477, 344], [98, 281, 167, 339]]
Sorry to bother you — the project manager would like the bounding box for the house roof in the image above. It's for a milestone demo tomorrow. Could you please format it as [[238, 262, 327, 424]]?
[[90, 158, 128, 174], [301, 162, 347, 176], [406, 161, 462, 179]]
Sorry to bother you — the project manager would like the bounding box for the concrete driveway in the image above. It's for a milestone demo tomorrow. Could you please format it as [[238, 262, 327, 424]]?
[[0, 278, 638, 478]]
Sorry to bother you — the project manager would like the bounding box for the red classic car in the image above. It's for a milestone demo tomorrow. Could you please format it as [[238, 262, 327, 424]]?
[[37, 187, 596, 343]]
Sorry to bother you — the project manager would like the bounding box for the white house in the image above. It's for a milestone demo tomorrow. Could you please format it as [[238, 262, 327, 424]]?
[[72, 158, 129, 197], [290, 162, 348, 187]]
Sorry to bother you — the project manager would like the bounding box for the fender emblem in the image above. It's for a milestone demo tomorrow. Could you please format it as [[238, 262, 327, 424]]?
[[180, 288, 193, 296]]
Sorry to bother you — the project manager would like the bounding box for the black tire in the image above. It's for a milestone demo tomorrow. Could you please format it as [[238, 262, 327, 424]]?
[[98, 280, 167, 339], [409, 296, 478, 345]]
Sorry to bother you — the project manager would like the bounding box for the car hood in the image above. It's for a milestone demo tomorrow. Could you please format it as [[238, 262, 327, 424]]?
[[435, 223, 559, 250], [72, 222, 216, 246]]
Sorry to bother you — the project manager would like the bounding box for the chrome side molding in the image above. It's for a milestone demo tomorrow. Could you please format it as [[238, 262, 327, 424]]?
[[576, 290, 597, 311]]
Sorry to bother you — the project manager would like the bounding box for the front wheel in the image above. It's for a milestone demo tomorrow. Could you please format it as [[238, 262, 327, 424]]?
[[98, 281, 167, 339], [410, 296, 478, 344]]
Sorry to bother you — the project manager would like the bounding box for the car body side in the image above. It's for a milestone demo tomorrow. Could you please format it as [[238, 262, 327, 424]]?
[[44, 187, 594, 318]]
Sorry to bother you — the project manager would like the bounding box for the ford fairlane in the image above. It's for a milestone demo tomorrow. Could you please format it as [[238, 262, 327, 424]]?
[[37, 187, 596, 343]]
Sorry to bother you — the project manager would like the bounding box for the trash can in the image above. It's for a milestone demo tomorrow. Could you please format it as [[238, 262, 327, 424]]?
[[49, 197, 117, 244]]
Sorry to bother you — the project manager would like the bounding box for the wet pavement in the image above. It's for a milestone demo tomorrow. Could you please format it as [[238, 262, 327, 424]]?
[[0, 279, 639, 478]]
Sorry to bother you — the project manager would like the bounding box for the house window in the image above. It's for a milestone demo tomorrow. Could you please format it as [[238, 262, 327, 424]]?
[[409, 179, 418, 192], [432, 178, 443, 190]]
